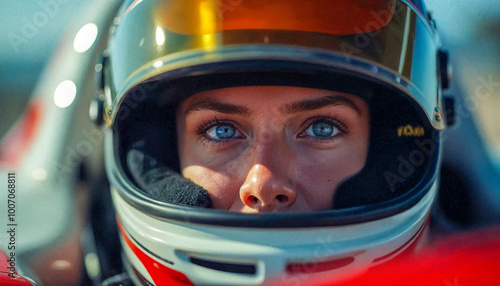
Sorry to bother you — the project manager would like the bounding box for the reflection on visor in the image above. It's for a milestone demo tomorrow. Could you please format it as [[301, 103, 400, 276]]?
[[112, 0, 442, 129], [154, 0, 397, 35]]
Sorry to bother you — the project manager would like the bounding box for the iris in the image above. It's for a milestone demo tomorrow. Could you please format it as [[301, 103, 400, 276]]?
[[215, 125, 235, 139], [308, 122, 335, 137]]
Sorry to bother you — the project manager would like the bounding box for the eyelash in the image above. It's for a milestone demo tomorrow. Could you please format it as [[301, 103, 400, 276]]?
[[195, 117, 242, 146], [299, 116, 348, 140], [195, 116, 348, 146]]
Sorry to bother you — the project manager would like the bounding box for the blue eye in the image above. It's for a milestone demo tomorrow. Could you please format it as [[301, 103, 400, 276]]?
[[206, 124, 240, 140], [305, 120, 340, 138]]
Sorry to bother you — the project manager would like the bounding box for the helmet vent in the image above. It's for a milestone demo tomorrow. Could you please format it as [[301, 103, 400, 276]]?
[[286, 256, 354, 274], [189, 257, 256, 275]]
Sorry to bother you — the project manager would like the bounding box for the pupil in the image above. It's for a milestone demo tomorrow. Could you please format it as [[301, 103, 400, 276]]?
[[313, 123, 333, 137], [216, 125, 234, 139]]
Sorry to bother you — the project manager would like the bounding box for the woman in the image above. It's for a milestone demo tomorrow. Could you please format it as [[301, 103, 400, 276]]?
[[93, 0, 451, 285], [176, 86, 370, 212]]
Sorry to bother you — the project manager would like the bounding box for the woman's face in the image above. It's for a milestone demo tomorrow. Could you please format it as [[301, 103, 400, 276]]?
[[176, 86, 370, 213]]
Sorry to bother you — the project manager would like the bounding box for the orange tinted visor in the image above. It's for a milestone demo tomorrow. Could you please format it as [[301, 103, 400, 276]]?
[[113, 0, 443, 129], [156, 0, 397, 35]]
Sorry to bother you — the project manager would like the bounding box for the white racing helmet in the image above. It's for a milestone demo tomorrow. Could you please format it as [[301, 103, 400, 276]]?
[[93, 0, 451, 285]]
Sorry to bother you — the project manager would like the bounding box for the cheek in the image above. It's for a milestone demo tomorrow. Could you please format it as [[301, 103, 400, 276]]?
[[182, 165, 241, 210], [293, 143, 368, 209]]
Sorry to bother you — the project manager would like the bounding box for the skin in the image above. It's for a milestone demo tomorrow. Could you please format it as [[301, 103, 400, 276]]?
[[176, 86, 370, 213]]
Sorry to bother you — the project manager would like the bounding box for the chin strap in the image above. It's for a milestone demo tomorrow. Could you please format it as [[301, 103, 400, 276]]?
[[126, 149, 212, 208]]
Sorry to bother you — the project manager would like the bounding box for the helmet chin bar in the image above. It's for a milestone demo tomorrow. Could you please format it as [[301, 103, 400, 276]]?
[[112, 181, 436, 285]]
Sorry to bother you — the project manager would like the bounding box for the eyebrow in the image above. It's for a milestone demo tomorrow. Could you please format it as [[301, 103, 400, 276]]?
[[183, 99, 252, 117], [183, 95, 361, 117], [282, 95, 361, 116]]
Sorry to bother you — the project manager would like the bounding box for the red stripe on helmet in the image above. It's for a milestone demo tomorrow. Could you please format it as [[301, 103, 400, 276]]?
[[116, 218, 195, 286]]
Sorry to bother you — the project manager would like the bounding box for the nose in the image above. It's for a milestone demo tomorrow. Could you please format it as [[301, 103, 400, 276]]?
[[239, 164, 297, 212]]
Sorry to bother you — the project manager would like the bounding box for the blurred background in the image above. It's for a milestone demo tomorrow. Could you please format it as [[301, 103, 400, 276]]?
[[1, 0, 499, 154], [0, 1, 90, 137], [0, 0, 499, 285], [426, 0, 500, 158]]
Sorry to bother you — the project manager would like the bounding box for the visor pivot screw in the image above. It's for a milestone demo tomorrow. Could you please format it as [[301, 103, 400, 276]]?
[[434, 107, 442, 122]]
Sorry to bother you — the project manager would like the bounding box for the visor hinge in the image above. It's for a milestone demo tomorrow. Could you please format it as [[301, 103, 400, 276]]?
[[89, 95, 105, 127], [444, 95, 455, 126], [427, 12, 437, 30], [95, 52, 109, 91], [439, 49, 452, 90], [90, 53, 109, 127]]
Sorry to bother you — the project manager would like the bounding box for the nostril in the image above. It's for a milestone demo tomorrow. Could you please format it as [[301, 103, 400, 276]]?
[[247, 195, 259, 205], [276, 194, 288, 203]]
